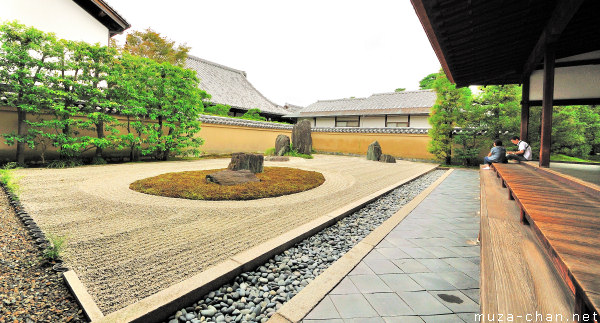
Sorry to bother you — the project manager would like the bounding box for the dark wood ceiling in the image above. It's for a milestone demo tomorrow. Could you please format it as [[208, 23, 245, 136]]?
[[414, 0, 600, 87]]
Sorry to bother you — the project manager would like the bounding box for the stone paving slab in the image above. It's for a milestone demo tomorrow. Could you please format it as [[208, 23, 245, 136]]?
[[14, 155, 436, 314], [302, 169, 480, 323]]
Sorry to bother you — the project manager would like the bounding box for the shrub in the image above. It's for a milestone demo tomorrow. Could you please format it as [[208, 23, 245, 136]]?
[[43, 233, 67, 261], [204, 104, 231, 116]]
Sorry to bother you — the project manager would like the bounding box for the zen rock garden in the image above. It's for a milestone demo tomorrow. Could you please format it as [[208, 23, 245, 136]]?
[[206, 153, 264, 186], [367, 140, 396, 163]]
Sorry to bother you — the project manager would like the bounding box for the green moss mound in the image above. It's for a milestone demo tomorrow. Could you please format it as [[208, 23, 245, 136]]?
[[130, 167, 325, 200]]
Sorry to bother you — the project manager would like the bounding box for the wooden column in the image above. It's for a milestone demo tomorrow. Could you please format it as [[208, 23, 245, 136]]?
[[539, 45, 555, 168], [520, 78, 530, 142]]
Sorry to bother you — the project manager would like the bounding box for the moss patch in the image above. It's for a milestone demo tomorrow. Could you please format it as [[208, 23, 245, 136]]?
[[130, 167, 325, 200]]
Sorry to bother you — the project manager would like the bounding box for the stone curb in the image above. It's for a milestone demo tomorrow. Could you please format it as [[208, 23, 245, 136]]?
[[63, 270, 104, 322], [269, 168, 454, 323], [93, 164, 439, 323]]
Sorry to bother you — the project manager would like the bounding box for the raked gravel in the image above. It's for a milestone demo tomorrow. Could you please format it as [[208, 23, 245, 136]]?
[[14, 155, 436, 314], [164, 170, 445, 323]]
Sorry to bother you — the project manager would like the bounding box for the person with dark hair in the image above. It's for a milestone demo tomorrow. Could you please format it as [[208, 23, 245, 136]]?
[[482, 139, 507, 170], [506, 135, 532, 162]]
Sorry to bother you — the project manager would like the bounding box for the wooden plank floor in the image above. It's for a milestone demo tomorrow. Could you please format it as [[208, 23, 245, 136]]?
[[492, 163, 600, 318], [480, 166, 574, 321]]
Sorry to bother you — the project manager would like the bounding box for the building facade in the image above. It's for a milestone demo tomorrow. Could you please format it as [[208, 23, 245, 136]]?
[[0, 0, 129, 45], [288, 90, 435, 128]]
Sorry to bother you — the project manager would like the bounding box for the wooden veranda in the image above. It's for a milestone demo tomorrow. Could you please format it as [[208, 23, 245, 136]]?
[[411, 0, 600, 321]]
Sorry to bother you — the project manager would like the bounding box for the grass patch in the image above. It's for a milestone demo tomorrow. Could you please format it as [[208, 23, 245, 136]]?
[[265, 145, 314, 159], [43, 233, 67, 261], [130, 167, 325, 200], [551, 154, 600, 164], [0, 166, 21, 200]]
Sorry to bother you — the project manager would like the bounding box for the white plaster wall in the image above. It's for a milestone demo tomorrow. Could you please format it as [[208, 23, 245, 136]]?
[[530, 64, 600, 101], [410, 115, 431, 128], [386, 115, 408, 123], [361, 116, 385, 128], [315, 117, 335, 128], [0, 0, 109, 44]]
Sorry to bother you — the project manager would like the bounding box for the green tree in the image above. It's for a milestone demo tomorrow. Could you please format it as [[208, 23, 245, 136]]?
[[143, 61, 207, 160], [241, 108, 266, 121], [75, 43, 119, 161], [474, 85, 521, 141], [428, 71, 472, 164], [123, 28, 190, 66], [419, 72, 441, 90], [204, 103, 230, 116], [0, 21, 60, 164], [108, 53, 153, 161], [394, 88, 406, 92]]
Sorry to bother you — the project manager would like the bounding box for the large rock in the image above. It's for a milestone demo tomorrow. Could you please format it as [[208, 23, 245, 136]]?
[[228, 153, 264, 173], [206, 170, 260, 186], [275, 135, 290, 156], [379, 154, 396, 163], [367, 141, 382, 161], [292, 120, 312, 155]]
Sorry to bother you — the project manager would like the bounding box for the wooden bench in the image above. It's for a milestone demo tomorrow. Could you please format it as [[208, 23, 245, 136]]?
[[491, 163, 600, 319]]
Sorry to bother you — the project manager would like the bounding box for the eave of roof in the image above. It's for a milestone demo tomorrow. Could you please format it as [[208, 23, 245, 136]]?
[[410, 0, 600, 87], [73, 0, 130, 36]]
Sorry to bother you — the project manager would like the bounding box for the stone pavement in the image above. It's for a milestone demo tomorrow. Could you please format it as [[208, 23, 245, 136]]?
[[303, 169, 481, 323]]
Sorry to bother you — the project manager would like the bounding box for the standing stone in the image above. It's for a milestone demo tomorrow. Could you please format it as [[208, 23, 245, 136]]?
[[275, 135, 290, 156], [367, 141, 382, 161], [228, 153, 264, 173], [379, 154, 396, 163], [291, 120, 312, 155]]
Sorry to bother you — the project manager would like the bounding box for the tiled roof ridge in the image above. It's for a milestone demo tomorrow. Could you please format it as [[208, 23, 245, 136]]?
[[369, 89, 435, 97], [198, 115, 430, 134], [315, 97, 367, 103], [238, 70, 284, 112], [187, 55, 247, 77]]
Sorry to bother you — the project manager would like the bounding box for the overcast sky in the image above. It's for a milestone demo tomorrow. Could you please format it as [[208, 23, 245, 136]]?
[[111, 0, 441, 107]]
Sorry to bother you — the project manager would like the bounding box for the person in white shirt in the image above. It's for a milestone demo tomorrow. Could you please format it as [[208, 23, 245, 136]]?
[[506, 135, 532, 162]]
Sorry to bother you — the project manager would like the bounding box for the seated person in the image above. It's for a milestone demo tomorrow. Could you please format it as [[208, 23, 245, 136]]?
[[482, 139, 506, 170], [506, 135, 532, 162]]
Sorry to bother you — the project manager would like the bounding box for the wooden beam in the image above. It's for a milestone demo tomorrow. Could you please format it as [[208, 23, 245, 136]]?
[[529, 98, 600, 107], [410, 0, 455, 84], [522, 0, 585, 79], [521, 78, 530, 142], [540, 45, 555, 168]]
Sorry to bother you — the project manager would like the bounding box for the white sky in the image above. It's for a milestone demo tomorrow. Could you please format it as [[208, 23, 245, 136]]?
[[110, 0, 441, 107]]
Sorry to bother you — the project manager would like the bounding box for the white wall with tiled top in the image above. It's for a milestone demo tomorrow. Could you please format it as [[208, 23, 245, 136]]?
[[0, 0, 109, 44], [361, 116, 385, 128], [316, 117, 335, 128], [410, 115, 431, 128]]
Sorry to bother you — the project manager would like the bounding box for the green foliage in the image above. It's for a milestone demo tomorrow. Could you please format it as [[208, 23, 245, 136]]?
[[0, 21, 62, 164], [419, 72, 441, 90], [241, 108, 267, 121], [551, 154, 600, 164], [43, 233, 66, 261], [394, 88, 406, 92], [0, 166, 21, 200], [427, 71, 471, 164], [265, 145, 313, 159], [123, 28, 190, 66], [204, 104, 231, 116], [0, 21, 207, 164], [47, 159, 84, 169]]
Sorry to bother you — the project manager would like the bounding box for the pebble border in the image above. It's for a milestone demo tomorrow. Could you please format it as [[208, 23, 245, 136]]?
[[160, 170, 447, 323], [0, 185, 54, 265]]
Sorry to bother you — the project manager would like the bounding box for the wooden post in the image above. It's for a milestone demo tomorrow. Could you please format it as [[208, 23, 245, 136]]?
[[539, 45, 555, 168], [520, 78, 530, 142]]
